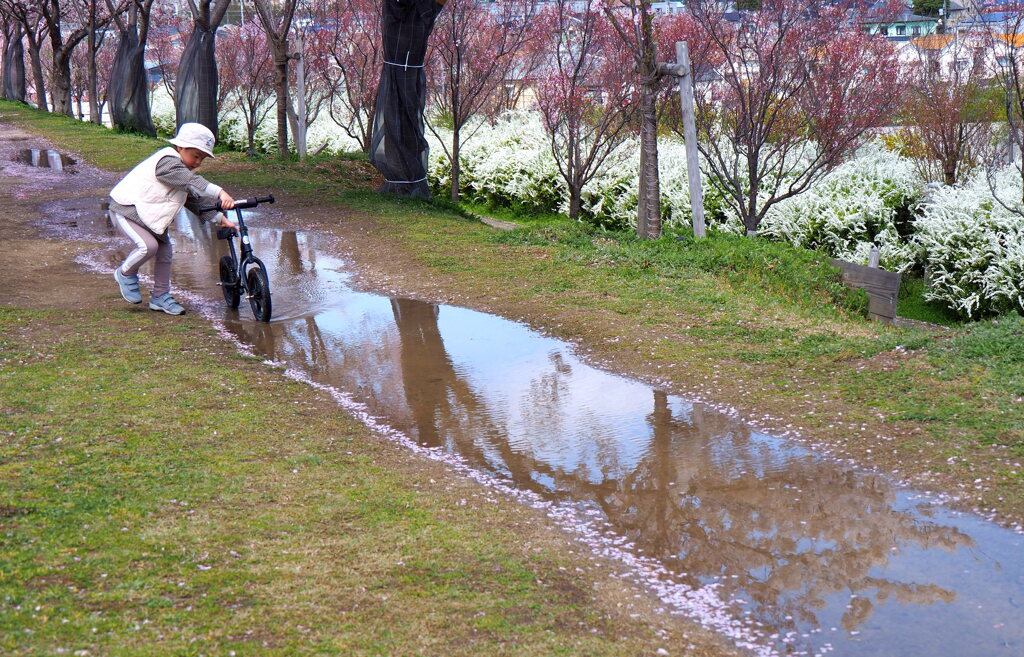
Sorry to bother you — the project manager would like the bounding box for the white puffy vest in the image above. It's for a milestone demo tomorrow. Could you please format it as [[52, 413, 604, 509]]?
[[110, 147, 188, 234]]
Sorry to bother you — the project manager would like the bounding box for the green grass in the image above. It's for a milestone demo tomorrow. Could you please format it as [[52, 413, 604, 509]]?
[[460, 199, 568, 229], [491, 224, 871, 319], [898, 275, 963, 326], [0, 308, 700, 657]]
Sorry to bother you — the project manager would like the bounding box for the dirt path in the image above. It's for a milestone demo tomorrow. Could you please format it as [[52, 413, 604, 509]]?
[[0, 124, 116, 309]]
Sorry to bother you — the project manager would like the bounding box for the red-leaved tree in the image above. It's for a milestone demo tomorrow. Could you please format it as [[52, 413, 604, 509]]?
[[984, 1, 1024, 212], [535, 0, 637, 221], [901, 35, 995, 186], [312, 0, 381, 153], [686, 0, 903, 235], [69, 22, 115, 121], [252, 0, 298, 156], [289, 16, 335, 156], [602, 0, 663, 238], [147, 1, 189, 103], [427, 0, 540, 203], [217, 19, 274, 152], [37, 0, 127, 116]]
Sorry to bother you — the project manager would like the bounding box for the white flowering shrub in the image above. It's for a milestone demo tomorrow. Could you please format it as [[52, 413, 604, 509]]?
[[149, 87, 177, 138], [150, 87, 360, 156], [427, 112, 566, 212], [757, 143, 924, 271], [427, 112, 733, 231], [573, 140, 723, 231], [913, 168, 1024, 319]]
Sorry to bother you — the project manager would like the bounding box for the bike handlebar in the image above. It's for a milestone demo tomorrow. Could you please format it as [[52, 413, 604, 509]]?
[[199, 194, 275, 213]]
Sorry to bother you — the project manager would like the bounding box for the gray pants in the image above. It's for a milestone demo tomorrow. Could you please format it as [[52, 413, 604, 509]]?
[[110, 211, 173, 298]]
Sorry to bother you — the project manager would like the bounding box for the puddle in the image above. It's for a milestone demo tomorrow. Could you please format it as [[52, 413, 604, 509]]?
[[66, 207, 1024, 657], [14, 148, 76, 171]]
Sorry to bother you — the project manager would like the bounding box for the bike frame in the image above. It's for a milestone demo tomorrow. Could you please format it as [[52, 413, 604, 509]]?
[[222, 208, 258, 295], [207, 195, 275, 321]]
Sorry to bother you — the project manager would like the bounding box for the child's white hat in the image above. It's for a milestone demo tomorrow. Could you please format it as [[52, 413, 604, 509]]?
[[168, 122, 216, 158]]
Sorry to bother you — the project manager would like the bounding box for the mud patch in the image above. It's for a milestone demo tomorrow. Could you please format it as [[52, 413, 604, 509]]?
[[0, 505, 32, 518]]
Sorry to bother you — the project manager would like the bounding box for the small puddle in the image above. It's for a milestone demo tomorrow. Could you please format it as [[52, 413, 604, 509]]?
[[70, 208, 1024, 657], [14, 148, 76, 172]]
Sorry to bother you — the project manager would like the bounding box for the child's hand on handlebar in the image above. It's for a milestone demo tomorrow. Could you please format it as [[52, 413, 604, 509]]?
[[219, 189, 235, 210], [219, 213, 237, 229]]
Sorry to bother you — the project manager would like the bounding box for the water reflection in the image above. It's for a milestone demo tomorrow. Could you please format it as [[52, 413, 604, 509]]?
[[91, 210, 1023, 657], [14, 148, 76, 171]]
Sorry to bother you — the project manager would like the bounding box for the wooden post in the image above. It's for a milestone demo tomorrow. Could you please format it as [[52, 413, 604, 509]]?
[[676, 41, 706, 239], [832, 258, 901, 324]]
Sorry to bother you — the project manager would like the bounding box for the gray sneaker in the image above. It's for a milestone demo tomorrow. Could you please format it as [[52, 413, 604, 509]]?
[[149, 293, 185, 315], [114, 268, 142, 304]]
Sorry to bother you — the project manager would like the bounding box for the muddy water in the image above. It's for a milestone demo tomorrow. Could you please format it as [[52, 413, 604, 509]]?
[[80, 209, 1022, 657], [14, 148, 76, 171]]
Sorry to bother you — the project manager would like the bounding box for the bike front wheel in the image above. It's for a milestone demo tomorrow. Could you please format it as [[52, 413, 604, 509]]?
[[246, 264, 272, 322], [219, 255, 241, 309]]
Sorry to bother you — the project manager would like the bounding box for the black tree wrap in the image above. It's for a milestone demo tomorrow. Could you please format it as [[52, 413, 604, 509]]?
[[110, 28, 156, 136], [369, 0, 445, 199], [2, 24, 26, 103], [175, 26, 219, 136]]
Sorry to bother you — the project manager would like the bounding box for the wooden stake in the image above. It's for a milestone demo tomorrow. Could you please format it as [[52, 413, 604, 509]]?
[[675, 41, 705, 239]]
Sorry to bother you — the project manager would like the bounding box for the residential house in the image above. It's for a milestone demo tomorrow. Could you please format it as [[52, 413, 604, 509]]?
[[899, 32, 990, 79], [863, 9, 940, 40], [958, 10, 1023, 33]]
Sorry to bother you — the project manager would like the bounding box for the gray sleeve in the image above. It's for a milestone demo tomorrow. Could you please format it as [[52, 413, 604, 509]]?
[[156, 155, 224, 225]]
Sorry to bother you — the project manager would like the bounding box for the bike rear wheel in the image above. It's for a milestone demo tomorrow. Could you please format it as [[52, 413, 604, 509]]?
[[219, 255, 241, 308], [246, 263, 272, 322]]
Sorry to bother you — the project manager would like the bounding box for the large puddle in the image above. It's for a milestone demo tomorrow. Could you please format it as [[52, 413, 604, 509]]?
[[67, 206, 1023, 657]]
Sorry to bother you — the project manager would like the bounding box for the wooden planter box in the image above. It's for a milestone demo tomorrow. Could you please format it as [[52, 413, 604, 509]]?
[[831, 259, 901, 324]]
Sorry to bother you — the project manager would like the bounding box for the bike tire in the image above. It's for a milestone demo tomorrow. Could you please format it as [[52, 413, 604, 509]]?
[[246, 264, 272, 322], [219, 255, 241, 309]]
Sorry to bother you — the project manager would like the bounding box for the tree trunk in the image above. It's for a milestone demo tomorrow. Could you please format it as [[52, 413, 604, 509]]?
[[943, 154, 957, 186], [633, 7, 661, 239], [24, 40, 47, 112], [450, 126, 461, 204], [87, 29, 101, 124], [569, 185, 582, 220], [294, 34, 306, 160], [274, 56, 289, 156], [638, 136, 649, 238], [638, 88, 660, 238], [743, 198, 758, 236], [51, 53, 74, 116], [744, 154, 759, 235]]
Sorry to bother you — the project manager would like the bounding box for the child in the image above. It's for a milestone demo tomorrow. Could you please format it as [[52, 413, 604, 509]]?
[[109, 122, 236, 315]]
